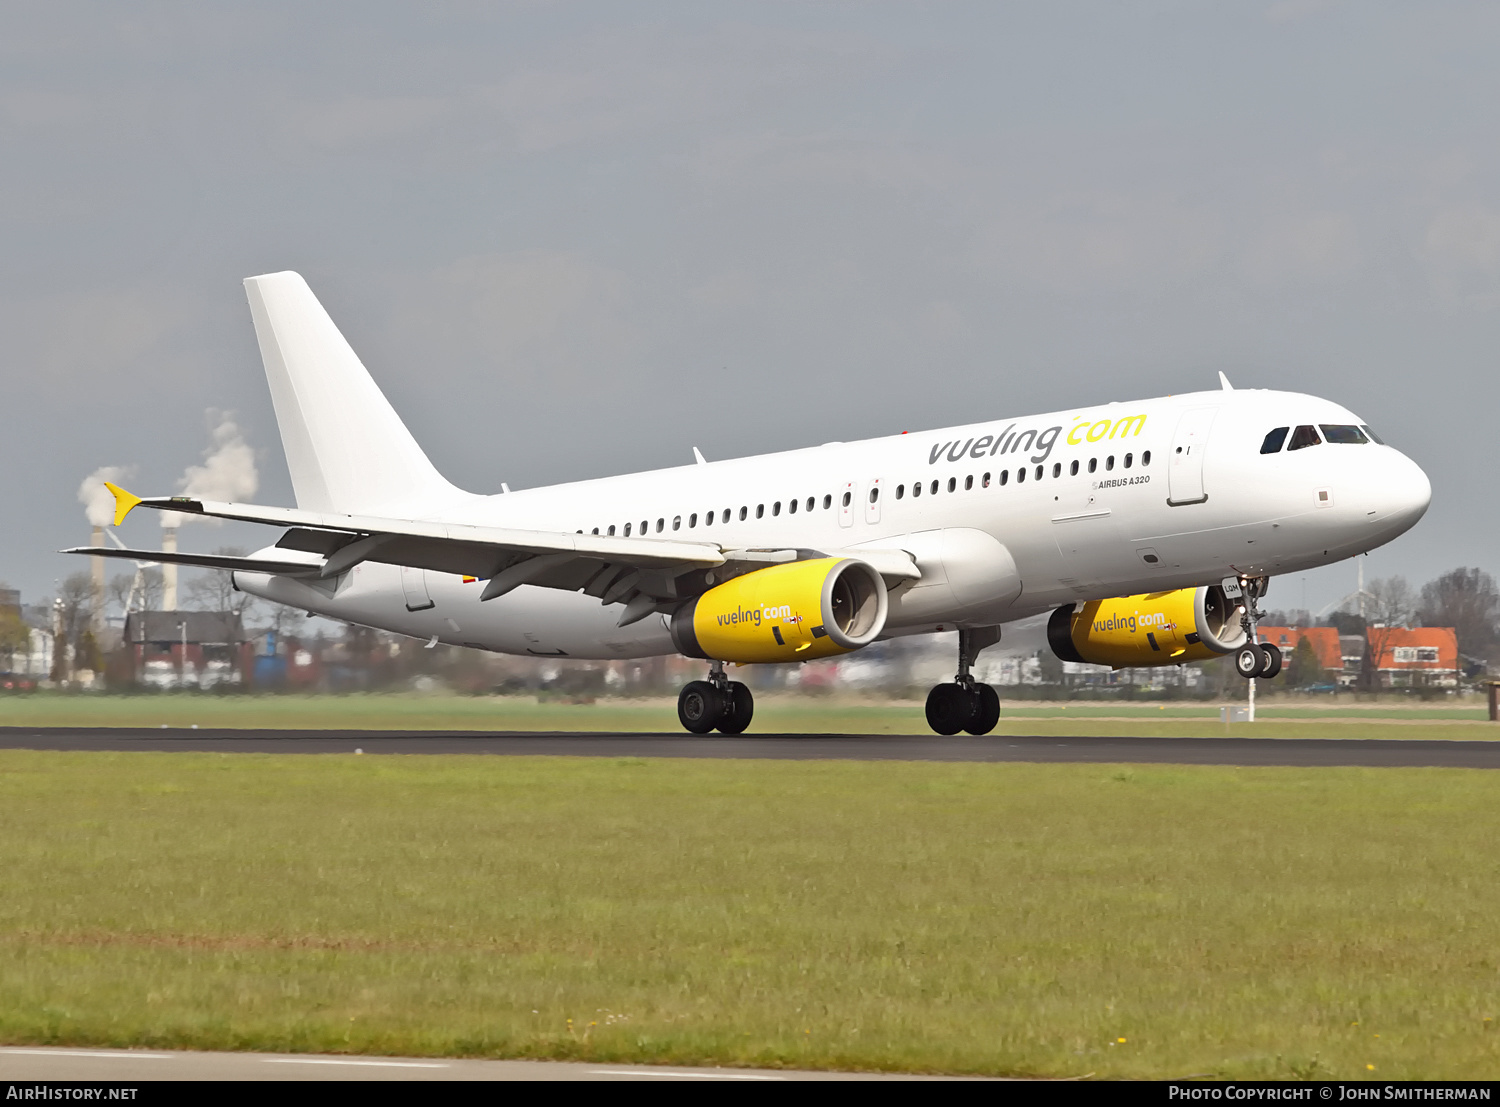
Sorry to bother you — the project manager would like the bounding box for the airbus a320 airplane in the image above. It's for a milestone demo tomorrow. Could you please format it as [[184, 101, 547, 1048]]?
[[73, 272, 1432, 735]]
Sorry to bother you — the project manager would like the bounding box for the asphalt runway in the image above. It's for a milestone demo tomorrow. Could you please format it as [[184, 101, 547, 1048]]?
[[0, 1046, 927, 1081], [3, 726, 1500, 767]]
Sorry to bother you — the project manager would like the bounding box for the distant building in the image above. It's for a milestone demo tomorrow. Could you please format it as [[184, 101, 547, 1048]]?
[[122, 611, 251, 689], [1366, 626, 1459, 688], [1256, 626, 1344, 679]]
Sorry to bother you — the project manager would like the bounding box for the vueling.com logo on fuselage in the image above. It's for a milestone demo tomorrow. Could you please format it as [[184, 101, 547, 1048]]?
[[1094, 610, 1169, 634], [717, 603, 794, 628], [929, 413, 1146, 466]]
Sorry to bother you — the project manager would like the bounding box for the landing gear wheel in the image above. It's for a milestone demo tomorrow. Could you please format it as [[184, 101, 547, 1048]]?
[[678, 680, 725, 734], [1234, 644, 1265, 679], [1258, 642, 1283, 679], [926, 682, 976, 736], [717, 681, 754, 735], [964, 683, 1001, 736]]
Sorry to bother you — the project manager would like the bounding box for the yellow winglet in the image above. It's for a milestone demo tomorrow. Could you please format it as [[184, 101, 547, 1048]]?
[[103, 481, 143, 526]]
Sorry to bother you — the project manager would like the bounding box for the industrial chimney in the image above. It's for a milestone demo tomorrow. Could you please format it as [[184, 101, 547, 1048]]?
[[161, 526, 178, 611]]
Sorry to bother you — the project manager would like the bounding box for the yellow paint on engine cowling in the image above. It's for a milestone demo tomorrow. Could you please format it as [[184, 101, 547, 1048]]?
[[1068, 589, 1230, 668], [678, 558, 883, 664]]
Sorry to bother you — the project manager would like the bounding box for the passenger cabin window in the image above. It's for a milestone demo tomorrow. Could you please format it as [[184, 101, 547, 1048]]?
[[930, 480, 939, 495], [756, 504, 765, 518], [999, 470, 1009, 485], [789, 498, 798, 513], [1034, 465, 1043, 480], [608, 525, 615, 536], [1123, 453, 1132, 469], [1088, 458, 1098, 473], [1017, 467, 1026, 483], [1105, 456, 1114, 471], [982, 472, 991, 487], [656, 518, 665, 533], [1288, 425, 1321, 451], [869, 487, 879, 503], [1320, 424, 1368, 444], [896, 484, 905, 499], [1142, 450, 1151, 465], [624, 523, 632, 536], [1070, 460, 1079, 475], [772, 501, 781, 516], [1052, 463, 1061, 477], [947, 477, 957, 493], [964, 475, 973, 490], [1261, 427, 1290, 454], [822, 495, 832, 509], [807, 497, 816, 511], [912, 481, 922, 497], [739, 507, 747, 521]]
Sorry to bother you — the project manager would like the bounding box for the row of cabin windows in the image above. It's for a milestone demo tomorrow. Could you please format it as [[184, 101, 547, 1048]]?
[[585, 494, 840, 536], [579, 450, 1154, 535], [1260, 424, 1383, 454], [894, 450, 1150, 499]]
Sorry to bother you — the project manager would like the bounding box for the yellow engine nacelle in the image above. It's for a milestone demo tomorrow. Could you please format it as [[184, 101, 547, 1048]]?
[[669, 558, 888, 664], [1048, 585, 1247, 669]]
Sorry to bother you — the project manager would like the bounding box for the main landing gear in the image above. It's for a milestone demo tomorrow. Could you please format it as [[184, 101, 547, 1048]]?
[[925, 627, 1002, 736], [1231, 576, 1282, 680], [677, 661, 754, 735]]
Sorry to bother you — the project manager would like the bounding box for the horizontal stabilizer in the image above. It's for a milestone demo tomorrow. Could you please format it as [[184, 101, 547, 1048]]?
[[62, 546, 321, 577]]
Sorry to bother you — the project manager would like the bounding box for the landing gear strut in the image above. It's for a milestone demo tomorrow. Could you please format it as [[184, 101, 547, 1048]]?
[[1232, 576, 1282, 680], [677, 660, 755, 735], [925, 627, 1002, 736]]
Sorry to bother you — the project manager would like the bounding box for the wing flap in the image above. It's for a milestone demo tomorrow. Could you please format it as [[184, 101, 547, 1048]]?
[[62, 546, 322, 576]]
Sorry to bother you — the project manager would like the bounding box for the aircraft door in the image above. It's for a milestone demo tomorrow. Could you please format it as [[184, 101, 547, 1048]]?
[[401, 565, 434, 611], [864, 477, 883, 524], [1167, 407, 1217, 506], [839, 481, 856, 527]]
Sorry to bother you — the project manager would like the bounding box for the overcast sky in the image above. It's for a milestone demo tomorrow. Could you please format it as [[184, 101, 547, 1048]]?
[[3, 1, 1497, 615]]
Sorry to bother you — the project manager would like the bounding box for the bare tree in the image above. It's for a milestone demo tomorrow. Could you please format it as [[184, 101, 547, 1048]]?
[[1417, 567, 1499, 663], [183, 547, 257, 618], [0, 580, 29, 672], [50, 572, 94, 680], [1361, 575, 1414, 690]]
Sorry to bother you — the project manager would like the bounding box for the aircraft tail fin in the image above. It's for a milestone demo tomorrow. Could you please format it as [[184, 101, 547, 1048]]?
[[244, 272, 467, 515]]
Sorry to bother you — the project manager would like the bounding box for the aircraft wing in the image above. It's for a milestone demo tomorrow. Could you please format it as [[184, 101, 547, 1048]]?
[[94, 482, 918, 626]]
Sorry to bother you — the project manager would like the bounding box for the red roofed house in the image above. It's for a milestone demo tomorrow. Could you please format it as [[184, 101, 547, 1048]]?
[[1366, 626, 1459, 688], [1256, 626, 1344, 680]]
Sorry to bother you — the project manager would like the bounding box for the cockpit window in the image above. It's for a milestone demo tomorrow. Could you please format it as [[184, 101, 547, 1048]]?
[[1320, 424, 1368, 444], [1287, 425, 1321, 451], [1360, 424, 1384, 445], [1261, 427, 1289, 454]]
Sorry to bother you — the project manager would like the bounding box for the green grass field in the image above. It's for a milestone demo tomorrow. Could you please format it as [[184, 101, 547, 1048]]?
[[3, 749, 1499, 1078], [1, 691, 1496, 741]]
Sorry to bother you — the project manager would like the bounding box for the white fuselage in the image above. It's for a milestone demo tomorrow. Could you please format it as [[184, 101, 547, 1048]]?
[[235, 387, 1431, 660]]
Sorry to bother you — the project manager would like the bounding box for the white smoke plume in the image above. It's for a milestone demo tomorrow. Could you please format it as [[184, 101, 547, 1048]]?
[[161, 411, 260, 527], [78, 465, 134, 528]]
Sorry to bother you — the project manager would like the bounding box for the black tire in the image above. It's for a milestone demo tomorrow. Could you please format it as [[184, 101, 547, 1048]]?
[[925, 682, 976, 736], [1234, 644, 1265, 679], [964, 683, 1001, 735], [1259, 642, 1283, 679], [677, 680, 725, 734], [717, 681, 754, 735]]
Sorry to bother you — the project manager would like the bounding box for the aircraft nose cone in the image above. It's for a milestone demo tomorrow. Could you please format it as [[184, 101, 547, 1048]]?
[[1378, 451, 1431, 533]]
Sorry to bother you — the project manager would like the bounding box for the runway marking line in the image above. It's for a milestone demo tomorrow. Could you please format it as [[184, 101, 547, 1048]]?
[[262, 1058, 449, 1068], [586, 1070, 784, 1080], [0, 1049, 175, 1059]]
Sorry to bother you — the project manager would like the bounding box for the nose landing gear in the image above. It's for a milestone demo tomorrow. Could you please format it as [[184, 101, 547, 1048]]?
[[924, 627, 1002, 735], [677, 661, 754, 735], [1231, 576, 1282, 680]]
